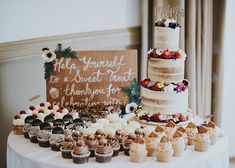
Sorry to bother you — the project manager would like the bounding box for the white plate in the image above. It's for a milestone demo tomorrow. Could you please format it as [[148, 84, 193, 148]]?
[[135, 110, 192, 126]]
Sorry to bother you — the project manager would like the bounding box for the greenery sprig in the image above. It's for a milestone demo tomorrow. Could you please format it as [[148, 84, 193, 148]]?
[[122, 78, 141, 105], [43, 43, 77, 80]]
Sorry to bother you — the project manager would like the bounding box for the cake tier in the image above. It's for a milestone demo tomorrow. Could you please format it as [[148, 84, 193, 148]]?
[[141, 86, 188, 115], [154, 27, 179, 50], [148, 56, 185, 83]]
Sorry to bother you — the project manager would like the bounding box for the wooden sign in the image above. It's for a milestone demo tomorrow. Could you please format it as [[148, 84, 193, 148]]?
[[46, 50, 138, 107]]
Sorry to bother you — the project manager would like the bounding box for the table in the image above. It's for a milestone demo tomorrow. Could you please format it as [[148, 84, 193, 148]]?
[[7, 129, 229, 168]]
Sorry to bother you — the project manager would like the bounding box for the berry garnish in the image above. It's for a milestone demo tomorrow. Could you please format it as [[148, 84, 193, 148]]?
[[50, 112, 55, 117], [20, 110, 26, 115], [150, 84, 161, 91], [173, 51, 181, 59], [140, 78, 151, 88], [40, 103, 45, 107], [57, 109, 62, 113], [32, 114, 38, 118], [162, 50, 173, 59], [38, 110, 44, 113], [180, 114, 187, 122], [14, 115, 20, 119], [48, 106, 53, 110], [29, 106, 35, 111]]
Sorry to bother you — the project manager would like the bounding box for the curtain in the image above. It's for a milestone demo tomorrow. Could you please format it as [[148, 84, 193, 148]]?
[[141, 0, 226, 126]]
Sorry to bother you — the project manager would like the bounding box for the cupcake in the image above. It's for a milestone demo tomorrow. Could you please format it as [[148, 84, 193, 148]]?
[[53, 119, 65, 128], [172, 131, 185, 156], [164, 121, 176, 140], [44, 114, 55, 125], [206, 121, 217, 145], [123, 133, 136, 156], [63, 114, 73, 124], [129, 137, 147, 162], [115, 129, 125, 151], [95, 129, 106, 140], [176, 126, 188, 150], [85, 134, 98, 157], [107, 134, 120, 157], [134, 128, 145, 138], [154, 126, 166, 139], [37, 122, 51, 147], [28, 119, 42, 143], [49, 127, 64, 151], [95, 138, 113, 163], [22, 116, 34, 139], [156, 136, 173, 162], [145, 131, 159, 156], [186, 122, 197, 145], [60, 137, 74, 159], [12, 114, 25, 135], [71, 131, 83, 141], [72, 140, 90, 164], [194, 126, 210, 152]]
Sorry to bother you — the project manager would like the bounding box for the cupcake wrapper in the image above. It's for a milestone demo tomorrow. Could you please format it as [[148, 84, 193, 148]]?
[[60, 147, 72, 159], [194, 140, 210, 152], [173, 145, 184, 157], [156, 151, 173, 162], [129, 150, 147, 162], [95, 151, 113, 163], [112, 145, 120, 157], [146, 146, 156, 156], [72, 151, 90, 164], [50, 143, 62, 151], [30, 136, 38, 143], [123, 146, 130, 156], [23, 132, 30, 139], [13, 126, 23, 135], [38, 138, 50, 148], [187, 137, 194, 145]]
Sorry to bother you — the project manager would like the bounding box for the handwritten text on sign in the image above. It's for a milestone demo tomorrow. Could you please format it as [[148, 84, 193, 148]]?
[[46, 50, 138, 107]]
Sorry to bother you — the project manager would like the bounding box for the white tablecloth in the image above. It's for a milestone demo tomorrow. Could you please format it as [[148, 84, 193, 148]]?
[[7, 130, 229, 168]]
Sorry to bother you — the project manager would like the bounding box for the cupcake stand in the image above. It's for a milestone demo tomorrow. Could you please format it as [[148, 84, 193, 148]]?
[[7, 118, 229, 168]]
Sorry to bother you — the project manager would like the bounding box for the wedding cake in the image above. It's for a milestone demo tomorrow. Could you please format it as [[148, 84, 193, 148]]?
[[138, 19, 192, 125]]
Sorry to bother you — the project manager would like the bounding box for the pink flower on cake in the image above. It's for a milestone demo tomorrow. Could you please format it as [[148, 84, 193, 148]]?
[[42, 47, 56, 62]]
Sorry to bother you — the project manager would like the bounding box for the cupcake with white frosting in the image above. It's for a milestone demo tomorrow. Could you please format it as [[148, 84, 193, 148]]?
[[176, 126, 188, 150], [206, 121, 217, 145], [145, 131, 159, 156], [129, 137, 147, 162], [12, 114, 25, 135], [194, 126, 210, 152], [164, 121, 176, 140], [154, 126, 166, 139], [172, 131, 185, 156], [156, 136, 173, 162], [186, 122, 197, 145]]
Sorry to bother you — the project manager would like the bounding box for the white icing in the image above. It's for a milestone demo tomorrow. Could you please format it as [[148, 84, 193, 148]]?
[[156, 142, 173, 153], [195, 133, 210, 141], [106, 113, 119, 123], [127, 121, 141, 130], [130, 143, 147, 153], [12, 119, 24, 126]]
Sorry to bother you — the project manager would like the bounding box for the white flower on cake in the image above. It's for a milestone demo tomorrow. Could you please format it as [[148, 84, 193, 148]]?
[[164, 84, 175, 92], [42, 47, 56, 63], [125, 102, 138, 114], [156, 49, 164, 55], [147, 48, 154, 55]]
